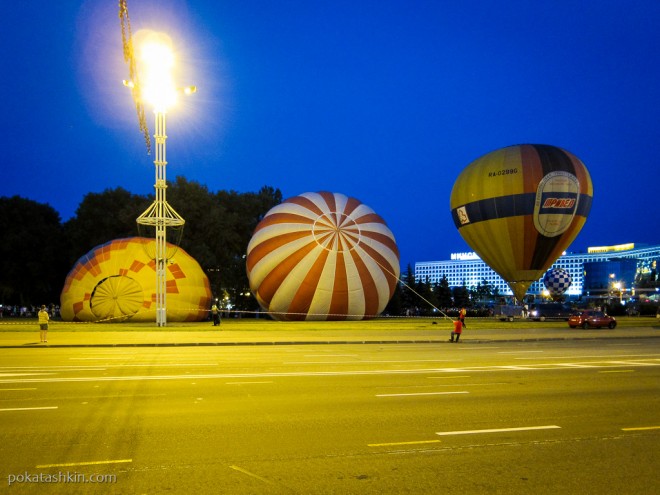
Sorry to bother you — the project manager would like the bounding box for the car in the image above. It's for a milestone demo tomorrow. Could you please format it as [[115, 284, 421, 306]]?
[[568, 310, 617, 329], [529, 303, 573, 321]]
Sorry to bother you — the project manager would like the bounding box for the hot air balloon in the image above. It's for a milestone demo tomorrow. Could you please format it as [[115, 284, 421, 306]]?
[[60, 237, 212, 322], [246, 192, 400, 321], [450, 144, 592, 302], [543, 267, 572, 299]]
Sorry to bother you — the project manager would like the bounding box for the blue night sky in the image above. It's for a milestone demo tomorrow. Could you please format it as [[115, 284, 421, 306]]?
[[1, 0, 658, 268]]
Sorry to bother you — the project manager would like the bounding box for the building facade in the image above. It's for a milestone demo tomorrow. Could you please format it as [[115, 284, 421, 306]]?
[[414, 243, 659, 301]]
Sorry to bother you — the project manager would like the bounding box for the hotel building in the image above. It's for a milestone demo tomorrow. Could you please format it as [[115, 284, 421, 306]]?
[[414, 243, 659, 301]]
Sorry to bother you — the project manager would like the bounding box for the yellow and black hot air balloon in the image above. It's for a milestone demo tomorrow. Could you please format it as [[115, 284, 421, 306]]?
[[450, 144, 593, 302]]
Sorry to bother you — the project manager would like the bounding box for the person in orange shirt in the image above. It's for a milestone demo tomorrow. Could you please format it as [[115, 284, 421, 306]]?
[[450, 319, 463, 343]]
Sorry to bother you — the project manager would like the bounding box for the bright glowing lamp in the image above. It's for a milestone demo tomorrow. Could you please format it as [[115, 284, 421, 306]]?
[[140, 37, 177, 111]]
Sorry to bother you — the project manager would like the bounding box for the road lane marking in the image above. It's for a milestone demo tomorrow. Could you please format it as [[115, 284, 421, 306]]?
[[598, 370, 635, 373], [0, 388, 37, 391], [304, 354, 358, 357], [554, 364, 597, 368], [286, 359, 456, 365], [377, 391, 469, 397], [621, 426, 660, 432], [369, 439, 441, 447], [69, 357, 128, 360], [226, 381, 274, 385], [36, 459, 132, 468], [0, 366, 107, 371], [362, 359, 457, 364], [0, 373, 55, 377], [427, 375, 471, 379], [436, 425, 561, 436], [515, 353, 660, 360], [229, 465, 272, 484], [0, 406, 58, 412], [425, 382, 508, 387], [609, 360, 656, 367], [499, 351, 544, 354]]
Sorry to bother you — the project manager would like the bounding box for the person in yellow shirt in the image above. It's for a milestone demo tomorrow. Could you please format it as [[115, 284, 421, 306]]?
[[211, 303, 221, 326], [38, 305, 49, 343], [459, 307, 467, 328]]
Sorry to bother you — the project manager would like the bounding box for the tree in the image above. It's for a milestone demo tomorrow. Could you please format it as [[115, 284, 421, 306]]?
[[0, 196, 68, 305], [416, 277, 438, 316], [166, 176, 229, 269], [384, 283, 403, 316], [400, 264, 418, 315], [474, 278, 494, 304], [63, 187, 149, 265], [452, 284, 470, 308], [435, 275, 453, 309], [212, 186, 282, 308]]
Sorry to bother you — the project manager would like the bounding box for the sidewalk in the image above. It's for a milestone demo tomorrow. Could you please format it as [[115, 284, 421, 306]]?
[[1, 325, 658, 348]]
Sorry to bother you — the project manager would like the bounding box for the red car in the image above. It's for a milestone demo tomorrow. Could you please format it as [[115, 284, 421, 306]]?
[[568, 310, 617, 329]]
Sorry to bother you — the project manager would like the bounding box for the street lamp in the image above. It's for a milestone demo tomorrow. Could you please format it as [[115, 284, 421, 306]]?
[[612, 281, 625, 304], [130, 33, 195, 327]]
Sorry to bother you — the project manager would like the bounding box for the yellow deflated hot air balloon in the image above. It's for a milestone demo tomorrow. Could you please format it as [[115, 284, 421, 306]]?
[[60, 237, 212, 322], [246, 192, 400, 321], [450, 144, 593, 301]]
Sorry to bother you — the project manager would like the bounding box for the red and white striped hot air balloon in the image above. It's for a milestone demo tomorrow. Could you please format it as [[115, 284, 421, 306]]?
[[246, 192, 400, 321]]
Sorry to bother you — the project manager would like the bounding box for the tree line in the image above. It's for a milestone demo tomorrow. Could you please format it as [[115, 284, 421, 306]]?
[[0, 179, 281, 312]]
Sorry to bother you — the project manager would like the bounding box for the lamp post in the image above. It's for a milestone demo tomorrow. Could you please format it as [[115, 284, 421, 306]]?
[[131, 35, 194, 327]]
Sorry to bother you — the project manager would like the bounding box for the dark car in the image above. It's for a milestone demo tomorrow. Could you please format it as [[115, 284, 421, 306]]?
[[568, 310, 617, 329], [529, 303, 572, 321]]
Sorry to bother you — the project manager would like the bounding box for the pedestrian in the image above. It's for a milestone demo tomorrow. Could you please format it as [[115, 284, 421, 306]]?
[[38, 305, 49, 343], [459, 307, 467, 328], [449, 319, 463, 343], [211, 303, 221, 327]]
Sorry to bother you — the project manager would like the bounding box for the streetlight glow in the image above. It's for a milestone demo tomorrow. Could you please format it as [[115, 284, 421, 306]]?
[[139, 37, 177, 111]]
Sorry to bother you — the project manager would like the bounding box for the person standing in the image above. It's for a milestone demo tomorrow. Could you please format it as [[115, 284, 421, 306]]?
[[459, 307, 467, 328], [38, 305, 49, 343], [211, 303, 221, 327]]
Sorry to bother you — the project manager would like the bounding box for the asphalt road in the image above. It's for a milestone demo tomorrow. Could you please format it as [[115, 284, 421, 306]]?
[[1, 339, 659, 494]]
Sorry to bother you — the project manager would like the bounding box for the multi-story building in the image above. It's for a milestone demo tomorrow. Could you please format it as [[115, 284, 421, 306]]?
[[414, 243, 659, 301]]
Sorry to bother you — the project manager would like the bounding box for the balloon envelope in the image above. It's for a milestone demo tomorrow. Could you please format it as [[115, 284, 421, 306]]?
[[60, 237, 212, 322], [450, 144, 592, 301], [246, 192, 400, 321], [543, 267, 572, 296]]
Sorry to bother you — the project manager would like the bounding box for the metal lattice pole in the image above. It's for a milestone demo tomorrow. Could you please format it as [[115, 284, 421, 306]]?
[[137, 110, 184, 327], [154, 110, 167, 326]]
